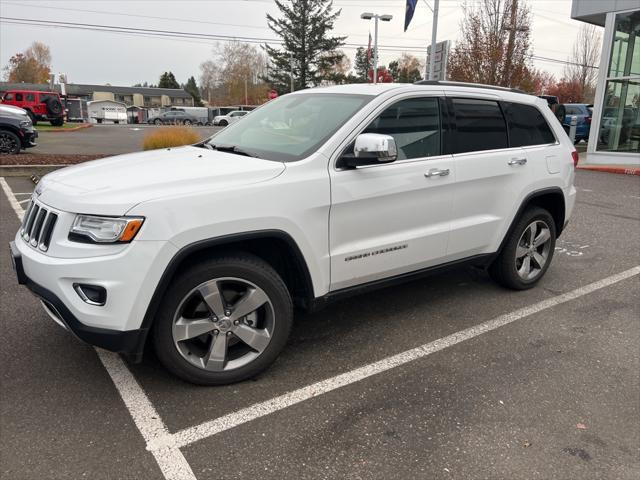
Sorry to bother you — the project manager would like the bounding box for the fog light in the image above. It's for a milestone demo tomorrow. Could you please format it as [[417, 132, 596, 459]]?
[[73, 283, 107, 306]]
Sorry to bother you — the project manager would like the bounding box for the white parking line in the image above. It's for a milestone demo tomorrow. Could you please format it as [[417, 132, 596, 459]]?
[[148, 264, 640, 451], [1, 177, 196, 480], [1, 177, 26, 221]]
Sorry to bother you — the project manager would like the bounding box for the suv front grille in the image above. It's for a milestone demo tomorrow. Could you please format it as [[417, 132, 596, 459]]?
[[21, 200, 58, 252]]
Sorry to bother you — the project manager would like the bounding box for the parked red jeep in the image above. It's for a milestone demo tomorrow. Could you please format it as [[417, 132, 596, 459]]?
[[0, 90, 65, 126]]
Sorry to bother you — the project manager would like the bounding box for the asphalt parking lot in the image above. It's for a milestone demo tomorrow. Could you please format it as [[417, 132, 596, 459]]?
[[30, 124, 221, 155], [1, 170, 639, 480]]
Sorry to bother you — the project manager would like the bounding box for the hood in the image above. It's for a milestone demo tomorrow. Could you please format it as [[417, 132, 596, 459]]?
[[37, 146, 285, 215]]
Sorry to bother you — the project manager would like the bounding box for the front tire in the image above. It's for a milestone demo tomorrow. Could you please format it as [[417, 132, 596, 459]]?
[[489, 207, 556, 290], [0, 129, 21, 154], [152, 254, 293, 385]]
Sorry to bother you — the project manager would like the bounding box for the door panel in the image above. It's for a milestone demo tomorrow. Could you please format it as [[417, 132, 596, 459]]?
[[448, 147, 531, 257], [329, 157, 454, 290], [329, 95, 454, 291]]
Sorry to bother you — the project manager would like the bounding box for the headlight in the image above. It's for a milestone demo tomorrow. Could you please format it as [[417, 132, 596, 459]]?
[[69, 215, 144, 243], [20, 119, 32, 127]]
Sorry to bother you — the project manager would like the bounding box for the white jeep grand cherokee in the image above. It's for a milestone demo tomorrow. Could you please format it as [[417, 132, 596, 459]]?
[[11, 82, 577, 385]]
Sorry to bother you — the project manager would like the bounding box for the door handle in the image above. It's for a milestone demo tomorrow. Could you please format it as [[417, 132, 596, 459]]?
[[508, 157, 527, 166], [425, 168, 450, 178]]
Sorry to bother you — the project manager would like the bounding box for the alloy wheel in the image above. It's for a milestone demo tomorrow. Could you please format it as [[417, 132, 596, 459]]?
[[0, 132, 19, 154], [515, 220, 552, 280], [171, 277, 274, 372]]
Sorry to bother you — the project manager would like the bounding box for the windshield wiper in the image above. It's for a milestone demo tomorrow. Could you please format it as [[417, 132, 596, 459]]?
[[209, 144, 259, 158]]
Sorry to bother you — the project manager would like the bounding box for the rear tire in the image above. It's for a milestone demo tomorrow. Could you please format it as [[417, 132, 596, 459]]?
[[219, 120, 228, 126], [489, 207, 556, 290], [152, 254, 293, 385]]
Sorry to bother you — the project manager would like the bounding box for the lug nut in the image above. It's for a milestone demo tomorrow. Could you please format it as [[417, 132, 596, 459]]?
[[233, 320, 239, 325], [225, 310, 231, 316], [213, 329, 219, 335], [226, 331, 232, 336]]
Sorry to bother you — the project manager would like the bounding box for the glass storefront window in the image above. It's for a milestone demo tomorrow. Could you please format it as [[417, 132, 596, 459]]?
[[598, 11, 640, 154], [608, 11, 640, 77]]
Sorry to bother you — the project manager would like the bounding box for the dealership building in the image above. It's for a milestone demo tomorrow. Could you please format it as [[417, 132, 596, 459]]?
[[571, 1, 639, 166]]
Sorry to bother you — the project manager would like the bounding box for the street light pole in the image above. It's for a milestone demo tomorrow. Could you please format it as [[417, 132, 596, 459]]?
[[361, 12, 393, 85], [373, 16, 379, 84]]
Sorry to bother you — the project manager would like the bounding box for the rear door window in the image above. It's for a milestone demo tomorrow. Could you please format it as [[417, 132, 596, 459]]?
[[26, 93, 36, 102], [451, 98, 508, 153], [503, 102, 556, 147], [363, 97, 441, 160], [15, 93, 23, 101]]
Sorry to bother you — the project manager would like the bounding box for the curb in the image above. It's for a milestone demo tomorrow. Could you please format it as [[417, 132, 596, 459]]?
[[0, 165, 68, 177], [39, 124, 92, 133], [577, 165, 640, 176]]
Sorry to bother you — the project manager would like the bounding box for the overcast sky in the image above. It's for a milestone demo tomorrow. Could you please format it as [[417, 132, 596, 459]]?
[[0, 0, 600, 86]]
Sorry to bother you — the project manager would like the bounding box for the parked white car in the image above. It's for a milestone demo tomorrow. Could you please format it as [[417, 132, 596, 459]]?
[[213, 110, 248, 126], [11, 82, 576, 385]]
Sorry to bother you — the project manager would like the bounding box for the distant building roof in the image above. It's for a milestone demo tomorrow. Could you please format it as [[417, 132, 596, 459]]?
[[0, 82, 192, 98]]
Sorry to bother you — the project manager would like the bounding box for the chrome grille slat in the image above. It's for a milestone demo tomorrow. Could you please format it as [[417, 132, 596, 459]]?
[[21, 200, 34, 233], [24, 204, 40, 240], [38, 213, 58, 251], [30, 208, 47, 246]]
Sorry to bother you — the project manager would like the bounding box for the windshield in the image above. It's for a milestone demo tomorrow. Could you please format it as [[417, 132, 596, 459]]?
[[206, 93, 373, 161]]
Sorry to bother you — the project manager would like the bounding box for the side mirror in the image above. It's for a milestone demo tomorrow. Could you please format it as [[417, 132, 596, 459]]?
[[354, 133, 397, 162], [338, 133, 398, 168]]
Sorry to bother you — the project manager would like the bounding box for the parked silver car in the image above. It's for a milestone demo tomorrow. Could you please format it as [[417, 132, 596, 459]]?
[[213, 110, 248, 126]]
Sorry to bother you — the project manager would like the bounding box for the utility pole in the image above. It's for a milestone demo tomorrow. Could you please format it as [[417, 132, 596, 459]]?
[[244, 77, 248, 105], [428, 0, 439, 81], [503, 0, 518, 86]]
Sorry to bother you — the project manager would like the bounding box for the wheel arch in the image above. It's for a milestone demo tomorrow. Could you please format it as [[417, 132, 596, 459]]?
[[497, 187, 566, 256], [137, 230, 315, 356]]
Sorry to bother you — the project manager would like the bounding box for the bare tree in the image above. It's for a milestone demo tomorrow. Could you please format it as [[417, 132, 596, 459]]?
[[447, 0, 532, 88], [563, 24, 601, 102], [200, 41, 269, 105]]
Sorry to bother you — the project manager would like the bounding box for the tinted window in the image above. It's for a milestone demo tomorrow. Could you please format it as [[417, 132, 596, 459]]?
[[503, 102, 556, 147], [15, 93, 23, 101], [452, 98, 507, 153], [4, 93, 14, 101], [26, 93, 36, 101], [364, 97, 441, 160]]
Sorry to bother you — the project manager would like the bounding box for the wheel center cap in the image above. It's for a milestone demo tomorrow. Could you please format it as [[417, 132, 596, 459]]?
[[217, 317, 231, 331]]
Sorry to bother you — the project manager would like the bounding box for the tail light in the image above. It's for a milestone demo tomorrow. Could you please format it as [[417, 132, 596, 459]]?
[[571, 150, 579, 167]]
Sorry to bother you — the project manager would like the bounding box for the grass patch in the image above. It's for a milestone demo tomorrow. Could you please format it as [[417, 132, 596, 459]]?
[[143, 127, 201, 151]]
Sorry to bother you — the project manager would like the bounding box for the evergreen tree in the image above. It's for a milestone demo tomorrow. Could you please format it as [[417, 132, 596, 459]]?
[[158, 71, 180, 89], [184, 76, 204, 106], [353, 47, 371, 82], [264, 0, 346, 93]]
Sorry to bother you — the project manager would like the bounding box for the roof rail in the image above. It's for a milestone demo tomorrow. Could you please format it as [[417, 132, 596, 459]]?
[[414, 80, 527, 95]]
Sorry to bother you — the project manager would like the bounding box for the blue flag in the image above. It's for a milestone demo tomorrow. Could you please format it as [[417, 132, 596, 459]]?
[[404, 0, 418, 32]]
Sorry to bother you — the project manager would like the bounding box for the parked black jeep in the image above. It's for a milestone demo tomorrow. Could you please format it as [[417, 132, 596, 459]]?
[[0, 106, 38, 154]]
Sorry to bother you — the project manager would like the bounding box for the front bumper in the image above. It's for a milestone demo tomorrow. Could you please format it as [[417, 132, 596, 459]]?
[[10, 241, 146, 358], [21, 128, 38, 148]]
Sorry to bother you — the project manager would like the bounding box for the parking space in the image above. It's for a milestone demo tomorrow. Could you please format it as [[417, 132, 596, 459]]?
[[1, 170, 639, 479]]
